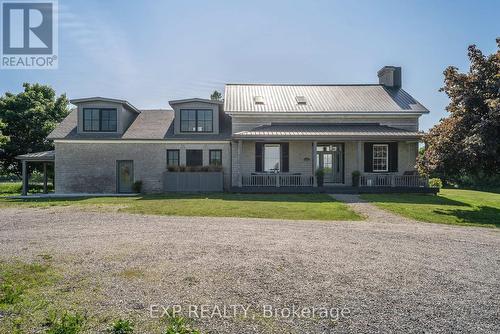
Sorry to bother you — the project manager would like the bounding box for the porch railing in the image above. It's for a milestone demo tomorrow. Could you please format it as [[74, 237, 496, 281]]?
[[360, 174, 429, 188], [242, 173, 314, 187]]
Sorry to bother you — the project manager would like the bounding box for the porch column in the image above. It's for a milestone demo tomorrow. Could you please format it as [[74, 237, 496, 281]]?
[[312, 141, 317, 187], [237, 140, 242, 187], [357, 141, 362, 171], [43, 162, 48, 194], [21, 160, 28, 196]]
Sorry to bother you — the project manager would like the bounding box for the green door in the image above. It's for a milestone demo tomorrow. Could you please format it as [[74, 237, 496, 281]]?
[[117, 160, 134, 193]]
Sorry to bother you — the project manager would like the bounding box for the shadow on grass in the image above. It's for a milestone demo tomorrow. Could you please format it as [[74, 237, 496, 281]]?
[[434, 206, 500, 227], [363, 193, 469, 207], [135, 193, 335, 203]]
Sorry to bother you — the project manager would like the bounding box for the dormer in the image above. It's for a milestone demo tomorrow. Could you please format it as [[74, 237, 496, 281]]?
[[71, 97, 140, 135], [168, 98, 224, 135]]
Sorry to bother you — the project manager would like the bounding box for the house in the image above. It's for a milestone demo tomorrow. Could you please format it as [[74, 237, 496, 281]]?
[[18, 66, 432, 195]]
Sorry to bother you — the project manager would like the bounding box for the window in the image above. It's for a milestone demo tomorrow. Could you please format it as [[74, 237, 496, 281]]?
[[167, 150, 180, 166], [83, 108, 117, 132], [186, 150, 203, 166], [264, 144, 280, 172], [373, 144, 388, 172], [209, 150, 222, 166], [180, 109, 213, 132]]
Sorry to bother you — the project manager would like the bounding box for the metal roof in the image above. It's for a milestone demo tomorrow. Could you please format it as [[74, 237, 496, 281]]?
[[168, 98, 223, 106], [70, 97, 141, 113], [233, 123, 423, 140], [16, 151, 55, 161], [224, 84, 429, 114]]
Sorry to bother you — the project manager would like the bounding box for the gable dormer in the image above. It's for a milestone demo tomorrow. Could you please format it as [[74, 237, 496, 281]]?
[[168, 98, 224, 135], [71, 97, 140, 135]]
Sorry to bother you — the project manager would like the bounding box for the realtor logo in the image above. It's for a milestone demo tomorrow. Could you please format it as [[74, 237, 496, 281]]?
[[1, 0, 58, 69]]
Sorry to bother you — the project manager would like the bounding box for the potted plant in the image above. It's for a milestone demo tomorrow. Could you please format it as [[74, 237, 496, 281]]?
[[352, 170, 361, 187], [315, 168, 325, 187]]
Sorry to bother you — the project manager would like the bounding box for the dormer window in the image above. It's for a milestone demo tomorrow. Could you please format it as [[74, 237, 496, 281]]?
[[83, 108, 117, 132], [296, 96, 307, 105], [180, 109, 213, 132], [254, 96, 264, 105]]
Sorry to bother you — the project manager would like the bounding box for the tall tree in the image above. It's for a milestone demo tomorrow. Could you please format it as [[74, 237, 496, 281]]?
[[210, 90, 222, 101], [0, 83, 69, 176], [418, 38, 500, 183]]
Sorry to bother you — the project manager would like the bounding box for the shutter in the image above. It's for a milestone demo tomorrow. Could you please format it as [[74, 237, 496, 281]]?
[[364, 143, 373, 172], [281, 143, 289, 172], [389, 142, 398, 172], [255, 142, 263, 172]]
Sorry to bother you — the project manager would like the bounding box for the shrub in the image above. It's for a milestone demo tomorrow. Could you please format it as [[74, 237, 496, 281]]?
[[132, 181, 142, 193], [315, 168, 325, 187], [45, 311, 85, 334], [164, 315, 200, 334], [351, 170, 361, 187], [429, 178, 443, 189], [166, 165, 222, 172], [107, 319, 133, 334]]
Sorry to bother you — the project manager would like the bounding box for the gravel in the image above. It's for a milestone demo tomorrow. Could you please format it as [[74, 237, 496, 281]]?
[[0, 206, 499, 333]]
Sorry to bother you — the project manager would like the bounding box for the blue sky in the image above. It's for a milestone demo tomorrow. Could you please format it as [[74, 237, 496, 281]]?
[[1, 0, 499, 130]]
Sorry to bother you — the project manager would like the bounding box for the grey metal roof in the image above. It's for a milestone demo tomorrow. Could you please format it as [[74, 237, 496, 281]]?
[[47, 109, 232, 141], [224, 84, 429, 113], [70, 97, 141, 113], [16, 150, 55, 161], [169, 98, 224, 106], [234, 123, 423, 140]]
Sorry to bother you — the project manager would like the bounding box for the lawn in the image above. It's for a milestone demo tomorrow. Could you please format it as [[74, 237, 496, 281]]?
[[0, 191, 363, 221], [362, 188, 500, 228]]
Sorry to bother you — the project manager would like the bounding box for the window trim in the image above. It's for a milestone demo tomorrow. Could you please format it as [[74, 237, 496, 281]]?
[[263, 143, 281, 173], [83, 108, 117, 132], [209, 149, 222, 166], [179, 109, 213, 133], [372, 144, 389, 172], [166, 149, 180, 167]]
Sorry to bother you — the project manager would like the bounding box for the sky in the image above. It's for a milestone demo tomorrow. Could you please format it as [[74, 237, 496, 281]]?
[[0, 0, 499, 131]]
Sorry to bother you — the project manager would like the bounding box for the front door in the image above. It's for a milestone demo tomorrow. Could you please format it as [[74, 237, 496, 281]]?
[[117, 160, 134, 193], [316, 144, 344, 184]]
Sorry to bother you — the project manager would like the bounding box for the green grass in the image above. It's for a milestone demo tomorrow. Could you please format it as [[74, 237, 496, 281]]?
[[0, 193, 362, 221], [362, 188, 500, 228], [0, 181, 54, 196]]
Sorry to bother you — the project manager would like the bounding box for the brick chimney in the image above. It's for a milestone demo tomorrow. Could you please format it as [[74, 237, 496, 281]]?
[[377, 66, 401, 88]]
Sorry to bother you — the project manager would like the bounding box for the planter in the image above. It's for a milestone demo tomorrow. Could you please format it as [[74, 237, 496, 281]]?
[[163, 172, 223, 192], [352, 175, 360, 187]]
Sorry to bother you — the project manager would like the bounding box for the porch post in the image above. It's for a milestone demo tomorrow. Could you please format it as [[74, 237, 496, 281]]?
[[237, 140, 242, 187], [357, 141, 362, 171], [43, 162, 48, 194], [312, 141, 317, 187], [21, 160, 28, 196]]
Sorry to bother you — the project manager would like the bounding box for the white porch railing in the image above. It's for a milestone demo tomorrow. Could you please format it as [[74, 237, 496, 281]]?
[[242, 173, 314, 187], [360, 174, 429, 187]]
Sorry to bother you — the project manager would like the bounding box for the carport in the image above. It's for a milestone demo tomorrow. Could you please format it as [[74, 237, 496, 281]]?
[[15, 151, 55, 196]]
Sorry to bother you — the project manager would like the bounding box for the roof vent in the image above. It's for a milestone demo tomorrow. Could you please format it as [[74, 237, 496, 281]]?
[[254, 96, 264, 105], [296, 96, 307, 105], [377, 66, 402, 88]]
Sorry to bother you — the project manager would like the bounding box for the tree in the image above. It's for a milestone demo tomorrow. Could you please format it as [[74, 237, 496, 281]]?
[[0, 83, 69, 176], [418, 38, 500, 184], [210, 90, 222, 101], [0, 120, 8, 147]]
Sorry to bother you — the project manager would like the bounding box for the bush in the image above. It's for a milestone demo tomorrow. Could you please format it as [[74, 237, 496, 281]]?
[[429, 178, 443, 189], [132, 181, 142, 193], [167, 165, 222, 172], [164, 315, 200, 334], [107, 319, 133, 334], [315, 168, 325, 187], [352, 170, 361, 187], [45, 311, 85, 334]]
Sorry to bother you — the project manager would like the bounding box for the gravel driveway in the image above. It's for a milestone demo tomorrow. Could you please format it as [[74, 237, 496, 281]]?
[[1, 206, 499, 333]]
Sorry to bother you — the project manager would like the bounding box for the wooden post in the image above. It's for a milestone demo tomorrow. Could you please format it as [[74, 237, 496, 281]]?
[[237, 140, 242, 187], [21, 160, 28, 196], [312, 141, 317, 187], [43, 162, 48, 194]]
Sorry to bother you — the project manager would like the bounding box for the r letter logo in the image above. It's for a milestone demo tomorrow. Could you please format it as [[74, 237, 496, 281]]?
[[1, 0, 58, 69]]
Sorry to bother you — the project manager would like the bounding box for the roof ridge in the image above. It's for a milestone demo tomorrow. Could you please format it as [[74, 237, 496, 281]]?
[[225, 83, 383, 86]]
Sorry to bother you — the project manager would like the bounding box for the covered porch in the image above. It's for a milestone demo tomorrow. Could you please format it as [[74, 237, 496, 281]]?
[[15, 151, 55, 196], [232, 123, 430, 191]]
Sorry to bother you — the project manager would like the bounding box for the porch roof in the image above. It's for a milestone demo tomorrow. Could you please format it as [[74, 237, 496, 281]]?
[[233, 123, 423, 140], [15, 150, 55, 162]]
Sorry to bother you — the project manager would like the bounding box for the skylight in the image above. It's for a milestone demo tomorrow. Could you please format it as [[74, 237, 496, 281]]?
[[296, 96, 307, 105], [254, 96, 264, 105]]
